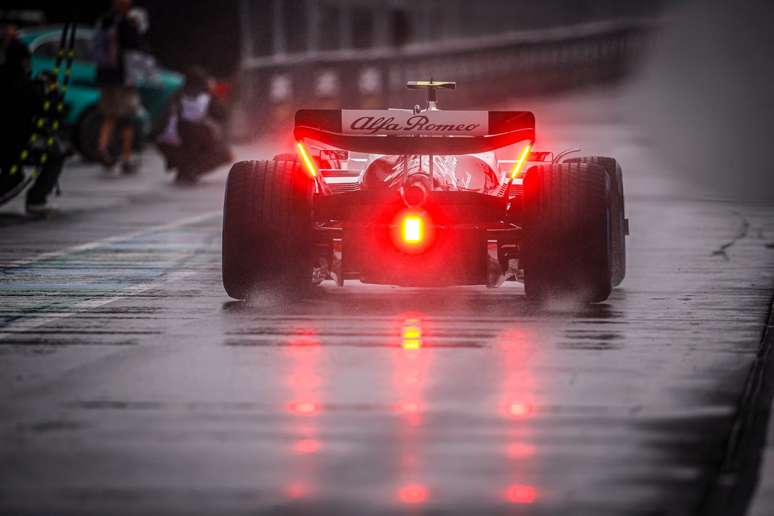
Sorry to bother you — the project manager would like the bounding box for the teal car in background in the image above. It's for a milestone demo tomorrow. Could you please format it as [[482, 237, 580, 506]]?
[[19, 26, 183, 160]]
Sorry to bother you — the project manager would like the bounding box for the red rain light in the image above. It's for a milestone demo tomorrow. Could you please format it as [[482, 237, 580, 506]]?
[[296, 142, 318, 178], [402, 215, 424, 244], [510, 143, 532, 179], [398, 484, 428, 504], [392, 211, 433, 253], [505, 484, 538, 504]]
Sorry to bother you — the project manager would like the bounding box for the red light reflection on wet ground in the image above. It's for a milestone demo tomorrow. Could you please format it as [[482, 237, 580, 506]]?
[[286, 372, 321, 389], [401, 318, 423, 350], [398, 483, 429, 504], [498, 329, 540, 507], [504, 484, 538, 504], [398, 401, 420, 413], [394, 315, 430, 427], [282, 328, 323, 500], [505, 401, 534, 418], [284, 482, 311, 499], [497, 329, 538, 421], [505, 442, 536, 459], [394, 315, 432, 505], [292, 438, 321, 455], [287, 401, 320, 415]]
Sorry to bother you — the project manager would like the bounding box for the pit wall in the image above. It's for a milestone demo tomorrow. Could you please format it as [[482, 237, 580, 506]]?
[[232, 19, 655, 140]]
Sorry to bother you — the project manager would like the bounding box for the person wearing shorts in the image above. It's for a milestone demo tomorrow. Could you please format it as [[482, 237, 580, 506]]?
[[94, 0, 141, 174]]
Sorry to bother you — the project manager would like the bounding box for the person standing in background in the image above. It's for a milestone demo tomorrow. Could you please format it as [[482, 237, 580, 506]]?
[[0, 40, 65, 215], [0, 24, 20, 64], [92, 0, 142, 174]]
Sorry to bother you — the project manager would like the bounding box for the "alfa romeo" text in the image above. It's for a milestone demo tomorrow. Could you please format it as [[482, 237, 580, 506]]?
[[349, 115, 480, 134]]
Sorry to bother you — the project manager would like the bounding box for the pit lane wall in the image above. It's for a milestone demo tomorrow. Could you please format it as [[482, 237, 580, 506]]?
[[232, 15, 654, 140]]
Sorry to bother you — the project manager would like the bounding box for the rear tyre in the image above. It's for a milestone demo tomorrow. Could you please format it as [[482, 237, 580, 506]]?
[[522, 162, 612, 303], [272, 153, 297, 161], [564, 155, 626, 286], [222, 159, 314, 300]]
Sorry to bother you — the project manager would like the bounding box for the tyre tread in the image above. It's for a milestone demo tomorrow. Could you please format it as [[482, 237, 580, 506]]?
[[523, 162, 612, 302], [222, 159, 312, 299]]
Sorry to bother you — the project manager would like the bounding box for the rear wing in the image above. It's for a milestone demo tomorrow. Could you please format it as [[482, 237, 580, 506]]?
[[294, 109, 535, 155]]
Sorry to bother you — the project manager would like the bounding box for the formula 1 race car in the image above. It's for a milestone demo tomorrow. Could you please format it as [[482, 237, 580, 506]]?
[[222, 81, 628, 302]]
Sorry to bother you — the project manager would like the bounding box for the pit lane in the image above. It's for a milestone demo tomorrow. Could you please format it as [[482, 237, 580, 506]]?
[[1, 86, 774, 515]]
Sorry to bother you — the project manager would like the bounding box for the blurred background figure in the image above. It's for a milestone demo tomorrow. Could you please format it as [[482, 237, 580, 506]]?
[[93, 0, 142, 174], [156, 66, 232, 184], [0, 23, 19, 63], [123, 6, 157, 86], [0, 38, 65, 215]]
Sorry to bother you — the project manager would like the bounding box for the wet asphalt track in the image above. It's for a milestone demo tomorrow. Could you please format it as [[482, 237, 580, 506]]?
[[1, 87, 774, 515]]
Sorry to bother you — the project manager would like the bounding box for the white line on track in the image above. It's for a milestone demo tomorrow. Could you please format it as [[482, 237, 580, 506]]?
[[0, 210, 221, 341], [0, 270, 197, 341], [1, 210, 221, 270]]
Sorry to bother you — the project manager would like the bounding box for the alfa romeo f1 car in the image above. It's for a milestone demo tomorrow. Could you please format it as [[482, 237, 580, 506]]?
[[222, 81, 628, 302]]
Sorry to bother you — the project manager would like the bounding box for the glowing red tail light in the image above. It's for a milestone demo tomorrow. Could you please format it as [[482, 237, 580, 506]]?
[[296, 142, 317, 178], [402, 215, 424, 244], [392, 211, 433, 253]]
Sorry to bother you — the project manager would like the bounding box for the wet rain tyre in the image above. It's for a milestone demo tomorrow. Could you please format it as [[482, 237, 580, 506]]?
[[272, 153, 296, 161], [522, 162, 613, 303], [222, 159, 314, 300], [565, 155, 626, 286]]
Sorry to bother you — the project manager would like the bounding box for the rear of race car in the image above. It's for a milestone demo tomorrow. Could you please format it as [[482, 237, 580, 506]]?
[[293, 107, 534, 288], [221, 83, 627, 302]]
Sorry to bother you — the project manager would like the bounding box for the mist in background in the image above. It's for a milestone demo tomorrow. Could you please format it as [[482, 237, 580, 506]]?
[[10, 0, 774, 203], [633, 0, 774, 200]]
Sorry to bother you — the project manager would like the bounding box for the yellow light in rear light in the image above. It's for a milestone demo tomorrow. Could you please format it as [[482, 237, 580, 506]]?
[[402, 215, 424, 244], [402, 318, 422, 349], [296, 142, 317, 178], [510, 143, 532, 179]]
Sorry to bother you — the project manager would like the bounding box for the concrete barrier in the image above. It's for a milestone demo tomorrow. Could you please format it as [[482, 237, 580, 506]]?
[[232, 18, 655, 140]]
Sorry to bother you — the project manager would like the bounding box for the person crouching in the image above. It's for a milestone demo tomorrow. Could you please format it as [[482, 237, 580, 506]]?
[[157, 66, 232, 184]]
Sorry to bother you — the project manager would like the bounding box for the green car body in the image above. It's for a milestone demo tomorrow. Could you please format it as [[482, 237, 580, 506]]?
[[19, 26, 182, 148]]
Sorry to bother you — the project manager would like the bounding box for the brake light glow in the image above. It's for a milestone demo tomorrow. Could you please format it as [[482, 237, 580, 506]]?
[[510, 143, 532, 179], [402, 215, 424, 244], [296, 142, 317, 178], [392, 211, 433, 253]]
